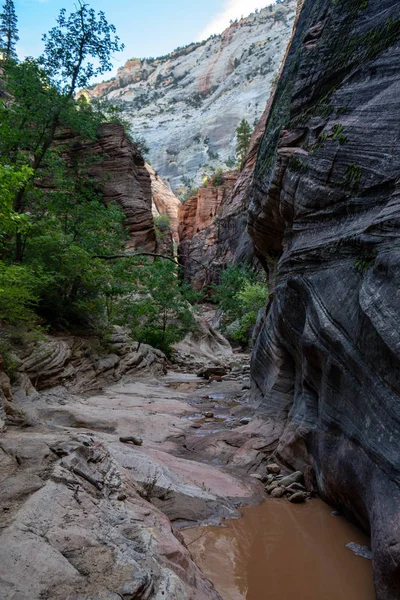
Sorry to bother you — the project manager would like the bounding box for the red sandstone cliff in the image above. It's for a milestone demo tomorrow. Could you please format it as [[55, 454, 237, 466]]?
[[178, 174, 238, 290]]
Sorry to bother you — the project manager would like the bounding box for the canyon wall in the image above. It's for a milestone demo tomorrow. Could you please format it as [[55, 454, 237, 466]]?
[[246, 0, 400, 598], [70, 122, 157, 252], [178, 174, 237, 290], [69, 123, 180, 255], [83, 1, 297, 190]]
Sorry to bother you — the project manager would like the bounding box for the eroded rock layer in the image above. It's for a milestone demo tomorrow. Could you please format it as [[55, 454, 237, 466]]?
[[178, 174, 237, 290], [83, 1, 297, 190], [247, 0, 400, 597], [70, 123, 157, 252]]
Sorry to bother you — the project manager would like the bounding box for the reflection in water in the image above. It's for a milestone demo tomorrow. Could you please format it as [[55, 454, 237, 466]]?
[[183, 499, 375, 600]]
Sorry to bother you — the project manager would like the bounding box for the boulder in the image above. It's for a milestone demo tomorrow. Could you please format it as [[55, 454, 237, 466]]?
[[267, 463, 281, 475], [197, 366, 228, 379], [288, 492, 307, 504], [279, 471, 304, 488]]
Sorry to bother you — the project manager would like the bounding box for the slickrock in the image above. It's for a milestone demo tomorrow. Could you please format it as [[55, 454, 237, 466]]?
[[0, 432, 222, 599], [246, 0, 400, 597]]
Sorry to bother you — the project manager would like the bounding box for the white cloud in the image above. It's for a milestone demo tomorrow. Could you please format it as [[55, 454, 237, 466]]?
[[198, 0, 275, 40]]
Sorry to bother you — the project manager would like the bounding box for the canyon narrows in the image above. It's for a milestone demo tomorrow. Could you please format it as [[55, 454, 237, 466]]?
[[1, 0, 400, 598]]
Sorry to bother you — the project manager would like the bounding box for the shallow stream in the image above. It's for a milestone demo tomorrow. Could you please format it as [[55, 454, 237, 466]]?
[[183, 498, 375, 600]]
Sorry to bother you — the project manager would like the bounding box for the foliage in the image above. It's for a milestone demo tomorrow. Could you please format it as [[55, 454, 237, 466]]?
[[0, 262, 39, 325], [0, 0, 19, 60], [230, 281, 267, 342], [41, 1, 124, 96], [225, 156, 236, 169], [212, 265, 267, 344], [0, 2, 200, 357], [112, 259, 199, 355], [235, 119, 252, 169], [0, 163, 32, 235], [154, 213, 172, 238], [131, 135, 150, 156], [211, 168, 225, 187]]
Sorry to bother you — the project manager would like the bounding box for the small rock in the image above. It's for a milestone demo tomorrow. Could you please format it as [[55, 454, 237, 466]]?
[[240, 417, 251, 425], [250, 473, 263, 480], [288, 492, 307, 504], [266, 482, 279, 494], [265, 474, 275, 484], [285, 482, 305, 493], [118, 493, 127, 501], [346, 543, 372, 560], [197, 366, 228, 379], [279, 471, 304, 487], [270, 487, 285, 499], [119, 436, 143, 446], [204, 412, 214, 419], [191, 424, 202, 429], [267, 463, 281, 475]]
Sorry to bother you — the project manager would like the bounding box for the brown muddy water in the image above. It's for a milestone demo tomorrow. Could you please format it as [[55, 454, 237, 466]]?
[[182, 499, 375, 600]]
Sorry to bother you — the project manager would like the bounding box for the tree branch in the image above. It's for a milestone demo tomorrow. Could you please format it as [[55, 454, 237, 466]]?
[[92, 252, 212, 274]]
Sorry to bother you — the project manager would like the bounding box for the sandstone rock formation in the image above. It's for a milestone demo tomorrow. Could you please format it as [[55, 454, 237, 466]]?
[[70, 122, 157, 252], [83, 1, 297, 190], [0, 329, 262, 599], [245, 0, 400, 597], [148, 163, 181, 243], [178, 174, 238, 289]]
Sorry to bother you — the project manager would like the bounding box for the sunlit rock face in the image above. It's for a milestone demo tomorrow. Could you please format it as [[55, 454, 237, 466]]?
[[178, 174, 238, 290], [148, 163, 181, 243], [84, 0, 297, 191], [246, 0, 400, 598]]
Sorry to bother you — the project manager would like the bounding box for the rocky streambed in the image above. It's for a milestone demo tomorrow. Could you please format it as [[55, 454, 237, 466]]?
[[0, 340, 376, 599]]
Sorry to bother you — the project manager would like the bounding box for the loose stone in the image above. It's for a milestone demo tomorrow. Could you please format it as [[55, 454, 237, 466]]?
[[267, 463, 281, 475], [270, 487, 285, 498], [288, 492, 307, 504], [279, 471, 304, 487]]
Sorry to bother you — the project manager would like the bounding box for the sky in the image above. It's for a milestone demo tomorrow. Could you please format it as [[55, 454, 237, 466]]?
[[13, 0, 275, 80]]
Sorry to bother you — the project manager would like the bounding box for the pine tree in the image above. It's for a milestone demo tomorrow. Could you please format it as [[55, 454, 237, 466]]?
[[235, 119, 252, 169], [0, 0, 19, 60]]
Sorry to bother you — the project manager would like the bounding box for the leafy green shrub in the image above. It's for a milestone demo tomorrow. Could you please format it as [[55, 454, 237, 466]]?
[[212, 265, 267, 344], [211, 168, 225, 187], [230, 282, 267, 342], [114, 259, 200, 355], [0, 263, 39, 325], [154, 214, 171, 232]]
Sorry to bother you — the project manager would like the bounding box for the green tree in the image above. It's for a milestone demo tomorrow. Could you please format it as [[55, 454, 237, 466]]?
[[8, 2, 124, 260], [116, 260, 199, 355], [212, 265, 267, 344], [0, 0, 19, 60], [235, 119, 252, 169]]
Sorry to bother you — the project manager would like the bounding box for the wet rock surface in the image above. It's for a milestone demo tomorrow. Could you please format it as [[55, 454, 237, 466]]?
[[246, 0, 400, 597], [0, 331, 267, 599]]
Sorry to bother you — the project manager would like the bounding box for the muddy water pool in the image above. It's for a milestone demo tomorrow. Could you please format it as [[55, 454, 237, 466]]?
[[182, 499, 375, 600]]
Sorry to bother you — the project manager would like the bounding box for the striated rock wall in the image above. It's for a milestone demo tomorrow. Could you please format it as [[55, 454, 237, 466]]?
[[148, 163, 181, 244], [178, 174, 237, 290], [70, 122, 157, 252], [83, 1, 297, 190], [246, 0, 400, 597]]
